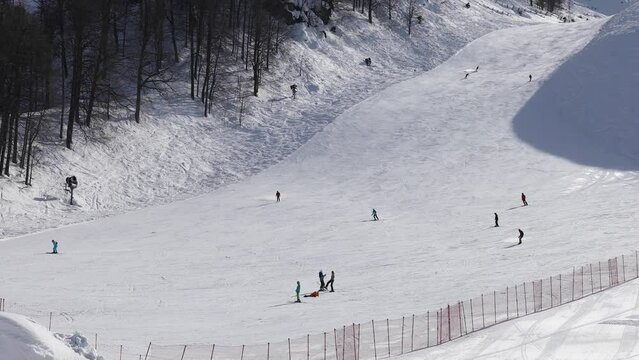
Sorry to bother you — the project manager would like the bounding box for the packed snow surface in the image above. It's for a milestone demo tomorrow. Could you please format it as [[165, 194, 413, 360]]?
[[0, 312, 99, 360], [3, 1, 639, 359]]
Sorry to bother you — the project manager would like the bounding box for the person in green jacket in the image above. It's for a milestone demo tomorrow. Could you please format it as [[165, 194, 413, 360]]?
[[295, 281, 301, 303]]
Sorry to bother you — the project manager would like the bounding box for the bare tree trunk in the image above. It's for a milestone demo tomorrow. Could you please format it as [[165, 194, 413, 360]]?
[[241, 0, 247, 60], [135, 0, 150, 123], [4, 114, 14, 175], [168, 0, 179, 62], [189, 4, 195, 99], [122, 0, 129, 56], [66, 30, 84, 149], [194, 7, 204, 97], [86, 0, 112, 127], [265, 17, 272, 71], [11, 106, 19, 164], [202, 13, 213, 115], [252, 0, 262, 96], [59, 65, 65, 138], [206, 38, 222, 111], [154, 0, 165, 71], [57, 0, 68, 77]]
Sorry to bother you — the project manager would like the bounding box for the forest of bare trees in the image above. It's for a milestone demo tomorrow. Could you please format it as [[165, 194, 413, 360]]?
[[0, 0, 313, 185]]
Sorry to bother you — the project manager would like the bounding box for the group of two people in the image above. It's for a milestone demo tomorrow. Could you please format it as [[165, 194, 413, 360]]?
[[295, 270, 335, 303]]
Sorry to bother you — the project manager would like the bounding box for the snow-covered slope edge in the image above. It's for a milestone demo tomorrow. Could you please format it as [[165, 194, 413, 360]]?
[[401, 279, 639, 360], [0, 312, 101, 360], [0, 0, 597, 239], [514, 1, 639, 170]]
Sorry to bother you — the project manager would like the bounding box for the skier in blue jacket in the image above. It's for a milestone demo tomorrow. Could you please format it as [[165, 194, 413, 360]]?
[[51, 240, 58, 254], [295, 281, 301, 303]]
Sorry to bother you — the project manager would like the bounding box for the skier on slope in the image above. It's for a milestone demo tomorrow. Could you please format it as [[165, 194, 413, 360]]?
[[325, 271, 335, 292], [372, 209, 379, 221], [529, 74, 532, 82], [276, 191, 281, 202], [295, 281, 301, 303], [319, 271, 326, 291], [521, 193, 528, 206], [51, 240, 58, 254], [518, 229, 524, 245], [494, 213, 499, 227]]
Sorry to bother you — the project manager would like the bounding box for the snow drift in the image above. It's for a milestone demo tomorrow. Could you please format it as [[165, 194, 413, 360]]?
[[513, 2, 639, 170], [0, 312, 101, 360]]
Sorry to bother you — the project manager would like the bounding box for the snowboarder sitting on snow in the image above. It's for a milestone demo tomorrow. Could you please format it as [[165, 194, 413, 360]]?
[[276, 190, 281, 202], [304, 291, 320, 298], [325, 271, 335, 292], [319, 270, 326, 291], [518, 229, 524, 245], [51, 240, 58, 254], [372, 209, 379, 221], [364, 58, 372, 66], [521, 192, 528, 206], [295, 281, 301, 303], [494, 212, 499, 227]]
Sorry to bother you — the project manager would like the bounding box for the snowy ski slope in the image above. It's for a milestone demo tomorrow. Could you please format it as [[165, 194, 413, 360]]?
[[3, 2, 639, 359]]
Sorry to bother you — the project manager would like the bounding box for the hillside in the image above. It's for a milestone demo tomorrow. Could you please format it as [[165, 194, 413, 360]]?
[[0, 0, 595, 239]]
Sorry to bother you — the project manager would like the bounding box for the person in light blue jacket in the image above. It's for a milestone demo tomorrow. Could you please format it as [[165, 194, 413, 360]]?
[[51, 240, 58, 254]]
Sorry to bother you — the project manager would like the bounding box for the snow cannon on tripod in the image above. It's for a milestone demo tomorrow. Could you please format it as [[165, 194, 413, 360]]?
[[65, 175, 78, 205]]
